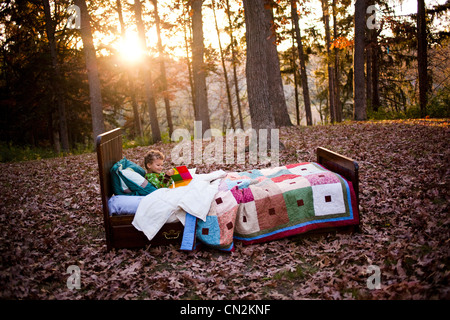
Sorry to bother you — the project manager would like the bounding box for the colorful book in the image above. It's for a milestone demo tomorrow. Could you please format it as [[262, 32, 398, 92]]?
[[171, 165, 193, 182]]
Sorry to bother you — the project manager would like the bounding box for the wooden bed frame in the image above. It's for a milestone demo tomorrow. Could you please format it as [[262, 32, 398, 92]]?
[[97, 128, 359, 251]]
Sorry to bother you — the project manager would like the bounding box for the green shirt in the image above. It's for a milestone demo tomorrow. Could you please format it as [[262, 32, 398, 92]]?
[[145, 172, 173, 189]]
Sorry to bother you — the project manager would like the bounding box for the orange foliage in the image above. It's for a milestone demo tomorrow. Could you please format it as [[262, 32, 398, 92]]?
[[330, 36, 354, 50]]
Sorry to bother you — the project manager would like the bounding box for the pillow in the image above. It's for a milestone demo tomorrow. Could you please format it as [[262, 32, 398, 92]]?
[[108, 195, 144, 215], [108, 195, 181, 223], [110, 157, 157, 196]]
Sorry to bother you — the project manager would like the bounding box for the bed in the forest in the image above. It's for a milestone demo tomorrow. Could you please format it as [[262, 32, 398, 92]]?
[[96, 128, 360, 251]]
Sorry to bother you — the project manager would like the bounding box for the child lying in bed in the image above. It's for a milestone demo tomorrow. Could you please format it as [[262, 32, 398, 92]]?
[[144, 150, 175, 189]]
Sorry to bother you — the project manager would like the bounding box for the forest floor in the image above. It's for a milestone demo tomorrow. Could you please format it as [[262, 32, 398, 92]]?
[[0, 119, 449, 301]]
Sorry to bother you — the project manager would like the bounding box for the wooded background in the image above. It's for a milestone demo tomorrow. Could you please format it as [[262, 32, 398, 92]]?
[[0, 0, 448, 155]]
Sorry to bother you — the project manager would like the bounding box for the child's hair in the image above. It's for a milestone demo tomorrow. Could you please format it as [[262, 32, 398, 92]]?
[[144, 149, 165, 168]]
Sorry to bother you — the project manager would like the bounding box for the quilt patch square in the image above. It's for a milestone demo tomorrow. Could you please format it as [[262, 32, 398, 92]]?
[[197, 215, 221, 246], [210, 189, 239, 217], [226, 178, 252, 190], [285, 162, 309, 169], [249, 181, 283, 200], [217, 205, 238, 246], [230, 186, 255, 203], [271, 174, 300, 183], [312, 183, 346, 216], [238, 169, 263, 179], [242, 188, 254, 203], [260, 166, 287, 176], [287, 163, 324, 176], [218, 180, 229, 192], [276, 175, 311, 193], [255, 193, 289, 230], [283, 187, 315, 221], [266, 169, 293, 179], [235, 202, 260, 235], [305, 171, 340, 186]]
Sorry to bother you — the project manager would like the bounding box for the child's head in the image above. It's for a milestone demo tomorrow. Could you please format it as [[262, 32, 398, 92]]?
[[144, 149, 165, 174]]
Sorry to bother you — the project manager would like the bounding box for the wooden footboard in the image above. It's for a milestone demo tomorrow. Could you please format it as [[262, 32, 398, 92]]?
[[316, 147, 359, 208]]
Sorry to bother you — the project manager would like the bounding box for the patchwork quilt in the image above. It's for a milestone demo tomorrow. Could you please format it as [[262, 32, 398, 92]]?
[[189, 162, 359, 251]]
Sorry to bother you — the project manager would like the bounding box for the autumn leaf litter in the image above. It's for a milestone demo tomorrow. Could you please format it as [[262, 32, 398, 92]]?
[[0, 120, 449, 300]]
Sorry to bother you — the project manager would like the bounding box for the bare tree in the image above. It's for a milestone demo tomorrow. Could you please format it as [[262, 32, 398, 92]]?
[[242, 0, 276, 131], [264, 0, 292, 127], [74, 0, 105, 144], [191, 0, 211, 137], [181, 3, 196, 115], [291, 0, 312, 126], [321, 0, 336, 123], [134, 0, 161, 142], [353, 0, 367, 120], [417, 0, 428, 117], [332, 0, 342, 122], [116, 0, 142, 138], [225, 0, 244, 129], [43, 0, 70, 151], [152, 0, 174, 136], [211, 0, 235, 130]]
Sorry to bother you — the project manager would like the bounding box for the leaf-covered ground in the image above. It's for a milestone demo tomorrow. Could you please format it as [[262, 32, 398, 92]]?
[[0, 120, 449, 300]]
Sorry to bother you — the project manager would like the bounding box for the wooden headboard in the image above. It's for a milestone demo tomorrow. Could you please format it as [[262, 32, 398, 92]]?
[[96, 128, 123, 220]]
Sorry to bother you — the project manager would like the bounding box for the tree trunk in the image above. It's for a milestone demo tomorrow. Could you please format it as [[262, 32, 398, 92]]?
[[291, 0, 312, 126], [242, 0, 275, 131], [43, 0, 69, 151], [417, 0, 428, 117], [134, 0, 161, 143], [225, 0, 244, 129], [353, 0, 367, 120], [212, 0, 235, 130], [182, 4, 196, 116], [332, 0, 341, 122], [366, 34, 372, 111], [264, 0, 292, 127], [371, 43, 380, 111], [191, 0, 211, 138], [291, 26, 300, 125], [321, 0, 336, 123], [152, 0, 173, 136], [130, 78, 143, 137], [117, 0, 142, 137], [74, 0, 105, 144], [366, 0, 380, 113]]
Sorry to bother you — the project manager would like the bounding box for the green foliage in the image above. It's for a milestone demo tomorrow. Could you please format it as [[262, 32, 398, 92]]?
[[368, 88, 450, 120], [0, 140, 95, 163], [367, 108, 406, 120], [427, 89, 450, 118], [0, 142, 60, 163], [122, 135, 153, 149]]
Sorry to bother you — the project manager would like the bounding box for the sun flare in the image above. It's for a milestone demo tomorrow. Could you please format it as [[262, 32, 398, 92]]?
[[119, 32, 144, 64]]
